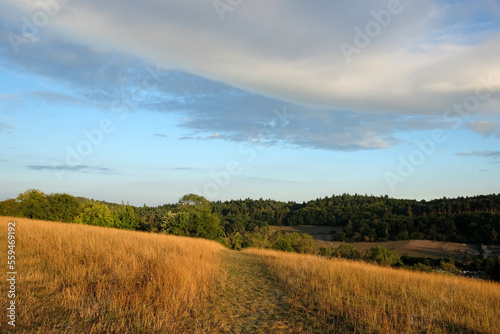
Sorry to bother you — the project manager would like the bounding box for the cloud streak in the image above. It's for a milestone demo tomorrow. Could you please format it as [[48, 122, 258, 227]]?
[[153, 133, 168, 138], [0, 122, 13, 133], [27, 165, 117, 174], [456, 150, 500, 159]]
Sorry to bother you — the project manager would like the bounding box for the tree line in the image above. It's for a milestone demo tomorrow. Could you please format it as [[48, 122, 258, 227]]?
[[2, 190, 499, 245], [1, 189, 499, 280], [1, 189, 137, 230], [211, 194, 500, 245]]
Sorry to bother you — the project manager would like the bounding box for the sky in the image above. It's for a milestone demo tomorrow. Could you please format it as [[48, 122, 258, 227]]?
[[0, 0, 499, 206]]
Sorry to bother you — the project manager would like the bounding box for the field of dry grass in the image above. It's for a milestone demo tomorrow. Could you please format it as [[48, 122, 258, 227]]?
[[0, 217, 225, 333], [2, 217, 499, 333], [270, 225, 343, 241], [322, 240, 481, 259], [271, 225, 480, 258], [245, 248, 500, 333]]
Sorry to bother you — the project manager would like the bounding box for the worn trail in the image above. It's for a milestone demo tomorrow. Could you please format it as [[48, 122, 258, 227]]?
[[211, 250, 306, 333]]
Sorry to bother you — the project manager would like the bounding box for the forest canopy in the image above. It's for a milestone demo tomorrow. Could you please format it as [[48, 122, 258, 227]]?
[[1, 190, 499, 245]]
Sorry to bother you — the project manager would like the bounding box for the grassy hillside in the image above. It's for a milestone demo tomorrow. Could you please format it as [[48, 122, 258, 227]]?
[[246, 248, 500, 333], [0, 217, 225, 333], [1, 217, 499, 333]]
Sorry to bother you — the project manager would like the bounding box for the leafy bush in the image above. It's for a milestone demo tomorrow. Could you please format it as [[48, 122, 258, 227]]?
[[364, 245, 401, 266], [75, 201, 116, 227], [17, 189, 53, 220], [0, 199, 21, 217], [335, 243, 361, 260], [319, 246, 333, 257], [161, 194, 223, 241], [412, 262, 433, 272], [270, 232, 294, 252]]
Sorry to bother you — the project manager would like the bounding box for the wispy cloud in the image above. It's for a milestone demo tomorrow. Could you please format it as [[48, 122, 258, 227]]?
[[456, 150, 500, 159], [173, 167, 194, 170], [178, 133, 228, 141], [27, 91, 87, 105], [27, 165, 117, 174], [0, 122, 13, 133], [247, 176, 286, 182], [153, 133, 168, 138], [1, 91, 90, 113]]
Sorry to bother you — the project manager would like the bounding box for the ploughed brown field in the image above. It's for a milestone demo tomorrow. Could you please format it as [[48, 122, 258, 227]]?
[[271, 225, 481, 259], [2, 217, 499, 333]]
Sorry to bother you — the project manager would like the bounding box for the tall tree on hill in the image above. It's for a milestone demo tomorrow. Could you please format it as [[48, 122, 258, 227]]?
[[17, 189, 52, 220], [47, 193, 82, 222], [161, 194, 223, 240]]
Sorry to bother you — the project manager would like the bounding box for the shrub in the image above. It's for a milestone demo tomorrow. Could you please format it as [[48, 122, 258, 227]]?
[[335, 243, 361, 260], [364, 245, 401, 266], [412, 262, 433, 272]]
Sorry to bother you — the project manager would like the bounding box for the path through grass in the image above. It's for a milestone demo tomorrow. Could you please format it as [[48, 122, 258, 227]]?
[[210, 250, 312, 333]]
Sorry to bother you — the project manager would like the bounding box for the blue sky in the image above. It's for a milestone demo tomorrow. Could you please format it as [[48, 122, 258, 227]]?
[[0, 0, 499, 206]]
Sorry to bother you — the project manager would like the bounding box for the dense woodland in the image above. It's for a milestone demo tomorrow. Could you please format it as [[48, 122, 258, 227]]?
[[2, 189, 500, 279], [212, 194, 500, 244], [1, 190, 500, 245]]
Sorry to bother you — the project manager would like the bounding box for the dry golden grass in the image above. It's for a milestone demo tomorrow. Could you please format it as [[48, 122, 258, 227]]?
[[245, 248, 500, 334], [2, 216, 499, 333], [0, 217, 225, 333]]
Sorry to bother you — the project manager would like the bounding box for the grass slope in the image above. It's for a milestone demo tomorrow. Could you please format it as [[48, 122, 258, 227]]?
[[1, 217, 499, 333], [0, 217, 224, 333], [246, 248, 500, 333]]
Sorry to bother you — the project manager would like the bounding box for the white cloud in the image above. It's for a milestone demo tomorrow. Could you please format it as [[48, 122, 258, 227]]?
[[1, 1, 500, 151], [465, 120, 500, 137], [2, 0, 500, 115]]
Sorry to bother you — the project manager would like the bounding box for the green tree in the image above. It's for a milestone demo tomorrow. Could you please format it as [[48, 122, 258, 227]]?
[[17, 189, 53, 220], [270, 232, 294, 252], [440, 259, 458, 273], [289, 232, 316, 254], [161, 194, 222, 240], [243, 228, 270, 249], [319, 246, 334, 257], [336, 244, 361, 260], [229, 232, 243, 250], [75, 201, 115, 227], [365, 245, 401, 266], [113, 202, 138, 230], [161, 211, 187, 236], [0, 199, 21, 217], [178, 194, 212, 214], [47, 193, 82, 222], [412, 262, 432, 272]]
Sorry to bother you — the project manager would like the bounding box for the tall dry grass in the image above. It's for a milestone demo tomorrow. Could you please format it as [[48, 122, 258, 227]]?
[[0, 217, 225, 333], [245, 248, 500, 334]]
